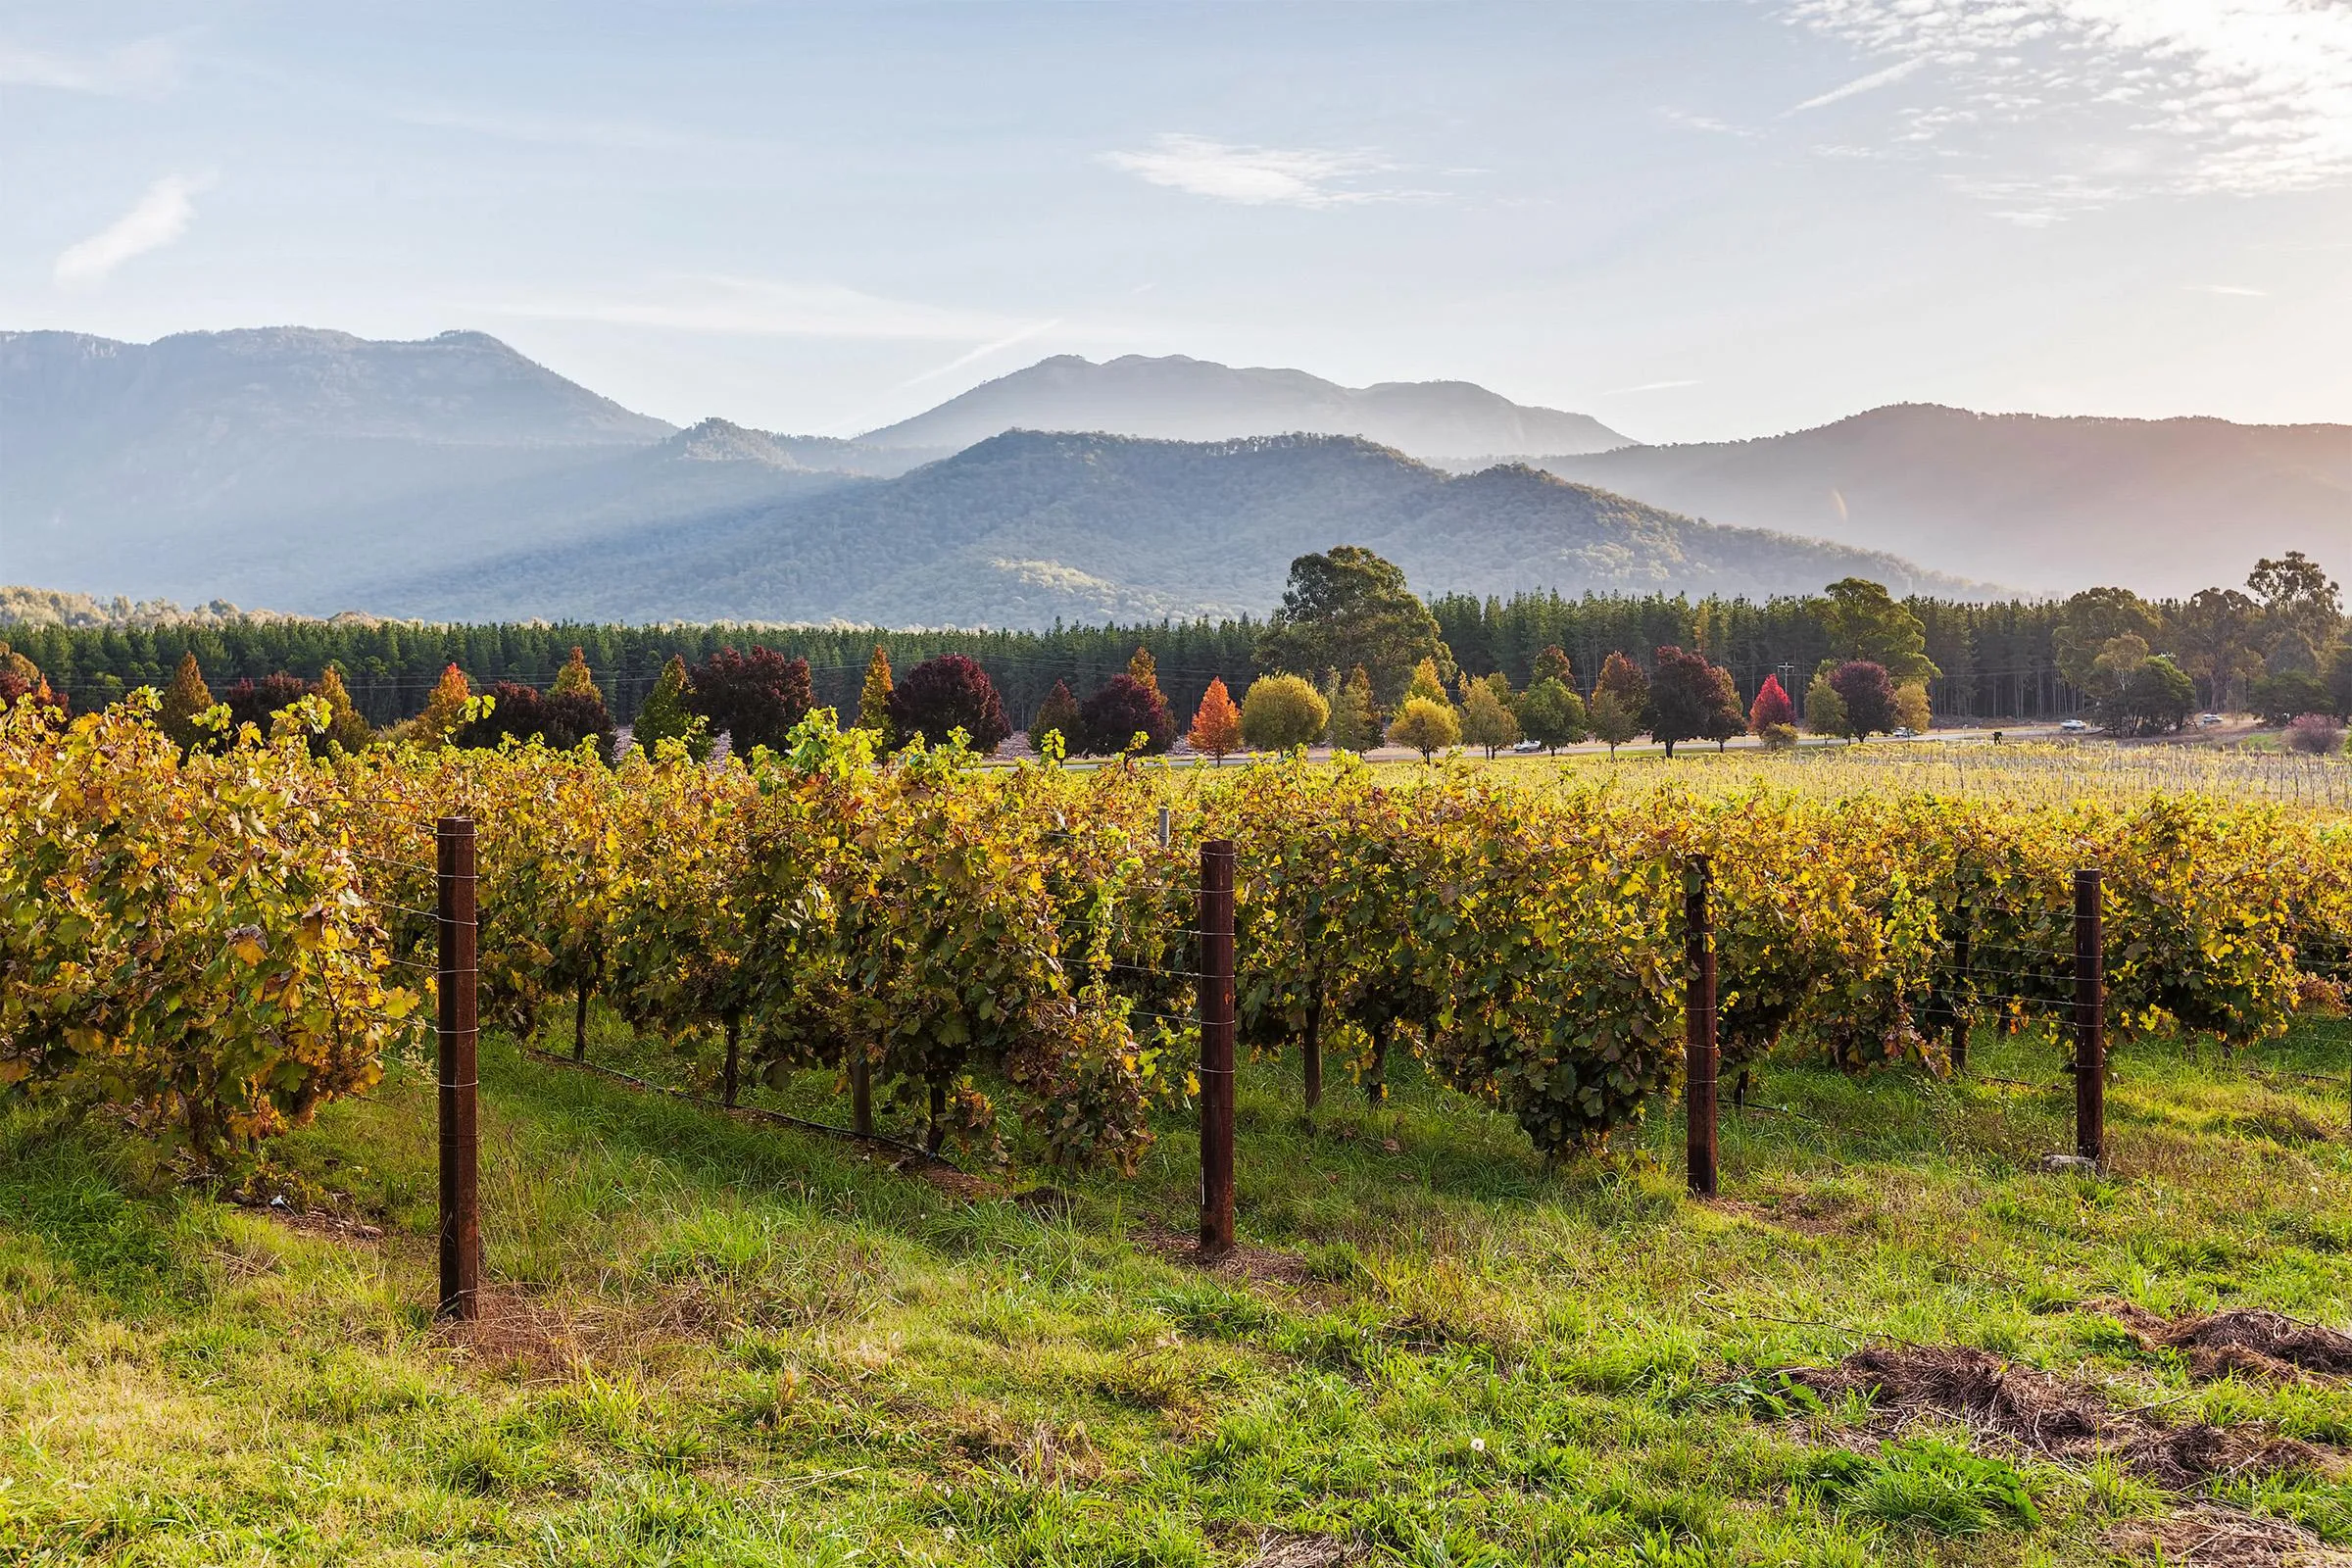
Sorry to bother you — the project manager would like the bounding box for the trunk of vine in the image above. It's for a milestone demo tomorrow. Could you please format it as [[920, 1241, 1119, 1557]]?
[[721, 1013, 742, 1108], [925, 1078, 947, 1154], [573, 980, 590, 1062], [851, 1053, 873, 1135]]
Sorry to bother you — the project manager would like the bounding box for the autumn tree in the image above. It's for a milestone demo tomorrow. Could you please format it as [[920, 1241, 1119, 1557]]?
[[1531, 644, 1575, 691], [1458, 674, 1521, 758], [890, 654, 1011, 753], [1126, 646, 1159, 697], [1827, 661, 1899, 741], [159, 653, 216, 755], [1646, 645, 1732, 758], [1748, 673, 1795, 736], [1239, 674, 1327, 752], [419, 663, 471, 749], [1587, 652, 1649, 756], [689, 646, 814, 755], [1404, 657, 1451, 707], [1516, 678, 1585, 753], [856, 645, 898, 748], [550, 646, 604, 705], [1077, 673, 1172, 757], [221, 673, 314, 737], [1188, 676, 1244, 760], [1386, 696, 1460, 760], [634, 655, 711, 760], [314, 666, 375, 755], [1028, 679, 1081, 757]]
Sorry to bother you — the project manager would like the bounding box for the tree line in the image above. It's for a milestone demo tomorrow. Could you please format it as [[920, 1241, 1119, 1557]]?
[[5, 546, 2344, 744]]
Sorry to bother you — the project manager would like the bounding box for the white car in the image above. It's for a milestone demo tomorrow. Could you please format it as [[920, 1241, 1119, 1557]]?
[[2059, 718, 2090, 733], [2196, 712, 2224, 726], [1890, 726, 1918, 739], [1510, 739, 1544, 754]]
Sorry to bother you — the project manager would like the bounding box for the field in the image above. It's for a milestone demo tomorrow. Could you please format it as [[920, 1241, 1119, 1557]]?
[[5, 716, 2352, 1566]]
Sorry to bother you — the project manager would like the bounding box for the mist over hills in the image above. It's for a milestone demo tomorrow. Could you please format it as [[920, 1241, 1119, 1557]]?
[[1532, 406, 2352, 599], [858, 353, 1632, 459], [364, 430, 1980, 627], [6, 324, 2328, 625]]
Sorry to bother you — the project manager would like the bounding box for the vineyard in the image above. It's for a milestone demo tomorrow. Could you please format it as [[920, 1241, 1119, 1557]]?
[[5, 695, 2352, 1564]]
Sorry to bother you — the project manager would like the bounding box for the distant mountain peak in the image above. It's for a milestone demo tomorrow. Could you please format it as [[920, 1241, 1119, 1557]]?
[[857, 353, 1631, 460]]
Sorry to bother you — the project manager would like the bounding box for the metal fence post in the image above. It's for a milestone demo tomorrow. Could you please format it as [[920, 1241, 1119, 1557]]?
[[1686, 855, 1719, 1198], [1200, 839, 1237, 1256], [2075, 866, 2104, 1166], [437, 816, 480, 1321]]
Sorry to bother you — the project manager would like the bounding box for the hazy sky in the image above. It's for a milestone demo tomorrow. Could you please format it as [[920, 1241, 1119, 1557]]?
[[6, 1, 2350, 443]]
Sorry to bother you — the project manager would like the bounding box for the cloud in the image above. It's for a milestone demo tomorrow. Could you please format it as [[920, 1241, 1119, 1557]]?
[[2190, 282, 2269, 296], [1790, 55, 1929, 113], [1099, 134, 1416, 207], [1599, 378, 1703, 395], [53, 174, 207, 287], [1660, 109, 1758, 137], [0, 34, 178, 95], [486, 275, 1049, 344], [1784, 0, 2352, 197]]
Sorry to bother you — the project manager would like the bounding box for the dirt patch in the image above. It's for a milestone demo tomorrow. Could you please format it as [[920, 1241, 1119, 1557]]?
[[1784, 1345, 2336, 1490], [1132, 1221, 1318, 1289], [2107, 1503, 2352, 1566], [2091, 1299, 2352, 1383], [267, 1205, 385, 1245], [433, 1284, 727, 1381], [1706, 1195, 1860, 1239], [1245, 1533, 1361, 1568]]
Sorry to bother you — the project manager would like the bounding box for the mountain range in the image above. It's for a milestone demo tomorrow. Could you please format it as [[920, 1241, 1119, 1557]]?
[[4, 325, 2341, 623]]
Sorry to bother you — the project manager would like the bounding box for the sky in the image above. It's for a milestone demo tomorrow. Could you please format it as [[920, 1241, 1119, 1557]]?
[[5, 0, 2350, 444]]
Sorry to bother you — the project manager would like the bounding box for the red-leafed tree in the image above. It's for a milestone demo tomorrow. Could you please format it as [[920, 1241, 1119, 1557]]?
[[1646, 645, 1739, 758], [221, 672, 316, 735], [1077, 673, 1173, 757], [687, 646, 814, 755], [889, 653, 1011, 753], [1748, 673, 1795, 735], [1828, 660, 1900, 741]]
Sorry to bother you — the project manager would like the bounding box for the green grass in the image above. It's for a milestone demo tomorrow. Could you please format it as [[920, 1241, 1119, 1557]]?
[[4, 1012, 2350, 1566]]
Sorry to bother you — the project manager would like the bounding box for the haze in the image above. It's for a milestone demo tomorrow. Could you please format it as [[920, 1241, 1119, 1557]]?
[[6, 0, 2348, 446]]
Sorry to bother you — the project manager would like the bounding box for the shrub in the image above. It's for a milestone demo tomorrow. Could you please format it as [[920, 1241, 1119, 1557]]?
[[2285, 713, 2346, 756], [457, 681, 614, 760], [891, 654, 1011, 753], [1239, 674, 1327, 753], [1760, 722, 1799, 751]]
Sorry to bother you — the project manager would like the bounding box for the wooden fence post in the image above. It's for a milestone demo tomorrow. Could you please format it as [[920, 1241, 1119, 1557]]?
[[1200, 839, 1237, 1257], [1686, 855, 1719, 1198], [436, 816, 480, 1322], [1950, 901, 1971, 1074], [2075, 866, 2105, 1166]]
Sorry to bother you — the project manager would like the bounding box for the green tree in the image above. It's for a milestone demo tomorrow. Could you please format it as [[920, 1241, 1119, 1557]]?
[[2171, 587, 2264, 711], [634, 655, 712, 760], [1804, 667, 1849, 741], [1458, 676, 1521, 758], [2115, 657, 2196, 734], [856, 645, 898, 748], [158, 652, 216, 755], [1326, 664, 1380, 752], [2248, 551, 2343, 675], [1821, 578, 1940, 683], [1516, 678, 1585, 753], [1240, 674, 1329, 752], [1405, 657, 1450, 707], [1386, 696, 1460, 760], [1028, 679, 1081, 757], [1255, 546, 1448, 709], [2054, 587, 2162, 691]]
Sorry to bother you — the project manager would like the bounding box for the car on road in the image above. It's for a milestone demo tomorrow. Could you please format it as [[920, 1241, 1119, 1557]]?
[[1510, 739, 1544, 754], [2196, 712, 2224, 726], [2059, 717, 2090, 733], [1890, 726, 1917, 739]]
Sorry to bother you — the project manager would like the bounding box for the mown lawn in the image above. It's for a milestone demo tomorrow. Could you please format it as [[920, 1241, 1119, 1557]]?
[[4, 1012, 2350, 1566]]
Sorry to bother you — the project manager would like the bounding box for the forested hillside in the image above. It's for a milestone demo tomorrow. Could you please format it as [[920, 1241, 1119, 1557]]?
[[365, 431, 1973, 627]]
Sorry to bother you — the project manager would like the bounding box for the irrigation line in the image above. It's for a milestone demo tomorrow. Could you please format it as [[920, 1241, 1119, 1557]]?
[[519, 1047, 962, 1171]]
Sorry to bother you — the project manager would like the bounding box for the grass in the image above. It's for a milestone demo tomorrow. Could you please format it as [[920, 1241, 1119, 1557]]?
[[4, 1009, 2351, 1566]]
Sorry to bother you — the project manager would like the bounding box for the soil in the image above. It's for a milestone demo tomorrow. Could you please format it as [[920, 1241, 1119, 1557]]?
[[2106, 1503, 2352, 1566], [1245, 1533, 1360, 1567], [2090, 1298, 2352, 1384], [1783, 1344, 2338, 1490], [1130, 1220, 1319, 1289]]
